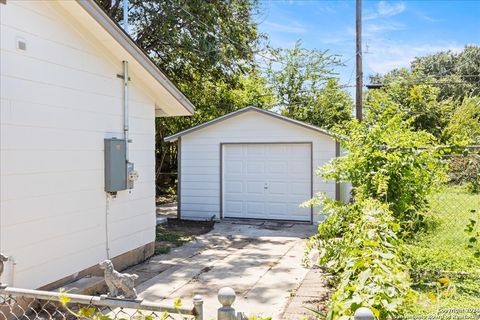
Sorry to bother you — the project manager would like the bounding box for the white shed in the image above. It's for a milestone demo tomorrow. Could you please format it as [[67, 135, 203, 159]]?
[[0, 0, 194, 289], [165, 106, 345, 223]]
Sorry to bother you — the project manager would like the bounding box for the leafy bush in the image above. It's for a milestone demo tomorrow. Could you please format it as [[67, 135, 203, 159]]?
[[305, 94, 450, 318], [323, 96, 446, 230], [368, 69, 454, 141], [306, 197, 414, 319], [465, 218, 480, 258], [443, 96, 480, 145]]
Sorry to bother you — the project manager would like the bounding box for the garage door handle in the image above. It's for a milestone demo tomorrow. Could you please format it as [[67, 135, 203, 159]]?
[[264, 183, 268, 189]]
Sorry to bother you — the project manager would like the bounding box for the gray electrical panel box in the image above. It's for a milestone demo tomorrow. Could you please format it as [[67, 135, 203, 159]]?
[[104, 138, 127, 192]]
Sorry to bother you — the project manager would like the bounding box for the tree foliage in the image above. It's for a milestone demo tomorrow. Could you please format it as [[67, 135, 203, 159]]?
[[412, 45, 480, 101], [371, 46, 480, 102], [368, 70, 453, 141], [444, 96, 480, 145], [369, 46, 480, 144], [98, 0, 261, 81], [266, 41, 352, 129], [306, 93, 448, 318]]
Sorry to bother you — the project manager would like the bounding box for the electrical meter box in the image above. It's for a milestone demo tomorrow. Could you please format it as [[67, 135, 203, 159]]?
[[104, 138, 127, 192]]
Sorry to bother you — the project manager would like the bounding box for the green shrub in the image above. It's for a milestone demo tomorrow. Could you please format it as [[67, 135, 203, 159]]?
[[306, 197, 415, 319], [465, 218, 480, 258], [305, 94, 450, 318], [443, 96, 480, 145], [323, 97, 447, 230]]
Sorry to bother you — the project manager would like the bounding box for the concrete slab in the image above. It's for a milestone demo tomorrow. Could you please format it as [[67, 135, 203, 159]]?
[[135, 221, 317, 319], [282, 268, 331, 320]]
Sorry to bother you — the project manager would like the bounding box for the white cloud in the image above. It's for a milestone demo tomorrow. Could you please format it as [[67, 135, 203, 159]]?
[[365, 1, 406, 20], [365, 22, 404, 35], [365, 41, 463, 74], [378, 1, 406, 17], [263, 21, 307, 34]]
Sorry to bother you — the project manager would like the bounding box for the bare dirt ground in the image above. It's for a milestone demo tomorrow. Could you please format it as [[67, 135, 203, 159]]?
[[154, 218, 214, 254]]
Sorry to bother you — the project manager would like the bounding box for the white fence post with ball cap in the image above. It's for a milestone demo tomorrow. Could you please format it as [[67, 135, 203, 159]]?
[[354, 307, 375, 320], [217, 287, 237, 320], [193, 294, 204, 320]]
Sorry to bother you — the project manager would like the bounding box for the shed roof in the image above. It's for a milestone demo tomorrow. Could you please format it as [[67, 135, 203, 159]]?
[[164, 106, 334, 142], [59, 0, 195, 116]]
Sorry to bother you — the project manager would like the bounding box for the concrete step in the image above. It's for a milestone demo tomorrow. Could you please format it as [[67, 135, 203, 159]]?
[[55, 276, 105, 295]]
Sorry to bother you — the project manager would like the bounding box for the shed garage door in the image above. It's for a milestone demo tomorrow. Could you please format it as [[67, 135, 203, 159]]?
[[222, 143, 312, 221]]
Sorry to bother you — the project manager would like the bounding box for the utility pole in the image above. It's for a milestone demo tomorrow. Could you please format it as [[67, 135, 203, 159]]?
[[355, 0, 363, 121]]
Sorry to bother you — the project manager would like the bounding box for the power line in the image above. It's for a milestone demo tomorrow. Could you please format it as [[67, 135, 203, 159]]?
[[370, 78, 480, 87], [424, 74, 480, 79]]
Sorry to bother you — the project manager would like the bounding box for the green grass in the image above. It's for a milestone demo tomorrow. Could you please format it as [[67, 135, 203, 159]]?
[[154, 225, 196, 255], [405, 185, 480, 313]]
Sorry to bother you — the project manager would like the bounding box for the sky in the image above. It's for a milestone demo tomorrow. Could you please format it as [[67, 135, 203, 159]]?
[[256, 0, 480, 90]]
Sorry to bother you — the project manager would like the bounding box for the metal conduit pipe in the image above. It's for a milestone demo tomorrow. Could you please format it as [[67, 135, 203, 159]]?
[[122, 60, 129, 162]]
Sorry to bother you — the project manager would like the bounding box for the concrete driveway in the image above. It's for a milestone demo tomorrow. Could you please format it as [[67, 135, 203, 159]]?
[[134, 220, 317, 319]]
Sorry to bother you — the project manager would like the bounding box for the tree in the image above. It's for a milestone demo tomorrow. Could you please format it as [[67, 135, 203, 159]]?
[[306, 79, 353, 129], [266, 41, 352, 129], [98, 0, 262, 83], [368, 47, 480, 143], [371, 46, 480, 102], [97, 0, 274, 193], [367, 70, 452, 141], [412, 45, 480, 101]]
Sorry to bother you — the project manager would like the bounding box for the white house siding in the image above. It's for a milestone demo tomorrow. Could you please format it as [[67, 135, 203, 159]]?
[[0, 1, 156, 288], [179, 111, 337, 222]]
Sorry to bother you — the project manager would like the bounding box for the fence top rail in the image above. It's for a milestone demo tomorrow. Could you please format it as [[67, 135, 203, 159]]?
[[381, 144, 480, 151], [0, 286, 195, 315]]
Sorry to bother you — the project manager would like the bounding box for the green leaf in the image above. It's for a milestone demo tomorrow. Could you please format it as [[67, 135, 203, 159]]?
[[58, 292, 71, 306], [173, 297, 182, 309], [78, 307, 96, 318], [379, 252, 395, 259], [358, 269, 371, 288], [160, 311, 169, 320]]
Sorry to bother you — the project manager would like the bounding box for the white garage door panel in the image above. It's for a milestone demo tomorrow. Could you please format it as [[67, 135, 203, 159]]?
[[223, 143, 311, 221]]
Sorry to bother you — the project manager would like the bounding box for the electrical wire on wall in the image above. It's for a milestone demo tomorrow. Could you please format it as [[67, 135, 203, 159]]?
[[105, 194, 112, 259]]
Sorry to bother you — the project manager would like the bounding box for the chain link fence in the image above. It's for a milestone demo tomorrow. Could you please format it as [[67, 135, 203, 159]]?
[[427, 149, 479, 244], [409, 148, 480, 302], [0, 287, 202, 320]]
